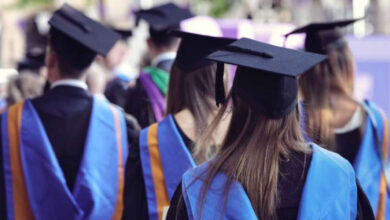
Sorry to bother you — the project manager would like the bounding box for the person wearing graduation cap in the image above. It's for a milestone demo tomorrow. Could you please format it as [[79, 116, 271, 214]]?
[[101, 28, 133, 108], [18, 13, 49, 77], [122, 31, 233, 220], [286, 18, 390, 219], [0, 4, 132, 219], [124, 3, 193, 128], [166, 38, 375, 220]]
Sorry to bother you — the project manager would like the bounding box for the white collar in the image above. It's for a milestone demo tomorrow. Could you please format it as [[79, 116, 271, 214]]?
[[151, 52, 176, 67], [334, 106, 364, 134], [51, 79, 88, 90]]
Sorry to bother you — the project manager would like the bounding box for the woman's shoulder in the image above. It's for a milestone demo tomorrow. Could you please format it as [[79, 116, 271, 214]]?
[[310, 143, 355, 176]]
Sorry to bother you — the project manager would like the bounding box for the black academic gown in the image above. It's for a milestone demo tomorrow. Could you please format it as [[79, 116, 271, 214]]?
[[167, 155, 375, 220], [335, 127, 363, 165], [124, 58, 174, 129], [0, 85, 140, 218], [104, 77, 129, 108], [123, 113, 374, 220], [122, 117, 193, 220]]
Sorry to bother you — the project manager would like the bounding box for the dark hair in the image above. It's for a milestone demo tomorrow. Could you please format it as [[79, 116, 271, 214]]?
[[49, 28, 96, 78], [149, 27, 179, 49], [166, 62, 217, 135]]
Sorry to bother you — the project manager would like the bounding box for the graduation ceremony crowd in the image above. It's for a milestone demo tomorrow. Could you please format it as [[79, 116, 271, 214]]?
[[1, 1, 389, 220]]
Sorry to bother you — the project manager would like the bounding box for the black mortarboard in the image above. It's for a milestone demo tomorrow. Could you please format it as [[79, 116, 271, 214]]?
[[207, 38, 327, 118], [171, 30, 235, 72], [17, 48, 46, 72], [112, 28, 133, 40], [135, 3, 193, 32], [285, 18, 363, 54], [49, 3, 120, 57]]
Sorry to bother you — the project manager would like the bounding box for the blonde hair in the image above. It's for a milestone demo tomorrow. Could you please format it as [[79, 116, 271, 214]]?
[[7, 73, 44, 106], [299, 45, 355, 148], [192, 89, 310, 219]]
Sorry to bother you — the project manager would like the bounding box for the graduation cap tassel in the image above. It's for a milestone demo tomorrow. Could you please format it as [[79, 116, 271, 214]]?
[[215, 62, 226, 107]]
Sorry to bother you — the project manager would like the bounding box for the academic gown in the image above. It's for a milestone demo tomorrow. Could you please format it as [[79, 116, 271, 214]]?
[[124, 59, 174, 129], [105, 74, 132, 108], [166, 151, 375, 220], [331, 101, 390, 218], [0, 85, 140, 219], [122, 114, 373, 220], [122, 116, 193, 220]]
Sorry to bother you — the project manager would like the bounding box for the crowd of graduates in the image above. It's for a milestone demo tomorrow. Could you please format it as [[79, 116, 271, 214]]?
[[0, 2, 388, 220]]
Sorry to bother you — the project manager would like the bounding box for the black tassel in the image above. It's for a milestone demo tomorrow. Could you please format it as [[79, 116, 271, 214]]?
[[215, 62, 225, 107]]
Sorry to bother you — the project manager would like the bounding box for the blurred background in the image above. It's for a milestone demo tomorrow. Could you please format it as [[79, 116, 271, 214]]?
[[0, 0, 390, 113]]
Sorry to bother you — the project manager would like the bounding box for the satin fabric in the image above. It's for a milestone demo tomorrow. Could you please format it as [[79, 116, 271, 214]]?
[[140, 115, 195, 220], [354, 100, 389, 219], [2, 98, 128, 220], [139, 73, 166, 122], [182, 144, 357, 220]]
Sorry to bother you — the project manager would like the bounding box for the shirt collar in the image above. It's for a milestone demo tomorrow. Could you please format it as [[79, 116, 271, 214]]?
[[151, 52, 176, 68], [51, 79, 88, 90]]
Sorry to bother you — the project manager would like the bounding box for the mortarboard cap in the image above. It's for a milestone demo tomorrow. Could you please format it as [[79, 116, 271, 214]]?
[[111, 27, 133, 40], [207, 38, 327, 118], [171, 30, 235, 72], [135, 3, 193, 32], [49, 3, 120, 56], [285, 18, 363, 54], [17, 48, 46, 72]]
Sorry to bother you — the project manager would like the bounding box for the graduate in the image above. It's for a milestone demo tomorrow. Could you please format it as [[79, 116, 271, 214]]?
[[124, 3, 193, 128], [286, 18, 390, 219], [102, 28, 133, 108], [122, 31, 233, 220], [166, 38, 374, 220], [0, 4, 133, 219]]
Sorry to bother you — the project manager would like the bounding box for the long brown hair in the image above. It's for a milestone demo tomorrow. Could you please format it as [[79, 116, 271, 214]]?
[[166, 62, 218, 135], [299, 45, 355, 148], [193, 88, 310, 219]]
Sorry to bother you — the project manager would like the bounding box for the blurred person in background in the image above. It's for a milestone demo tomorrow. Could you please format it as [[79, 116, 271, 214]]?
[[86, 62, 109, 101], [290, 18, 389, 218], [17, 12, 51, 93], [123, 31, 232, 220], [17, 12, 49, 78], [0, 4, 131, 219], [99, 28, 133, 108], [5, 72, 44, 108], [86, 62, 142, 145], [124, 3, 193, 128], [0, 69, 18, 113]]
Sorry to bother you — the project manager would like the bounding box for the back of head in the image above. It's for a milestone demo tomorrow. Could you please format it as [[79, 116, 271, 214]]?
[[167, 62, 218, 133], [135, 3, 193, 50], [49, 28, 96, 78], [193, 38, 325, 219], [285, 19, 360, 148], [299, 43, 355, 147], [47, 4, 120, 79], [149, 26, 179, 49], [166, 31, 235, 134], [195, 86, 308, 220]]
